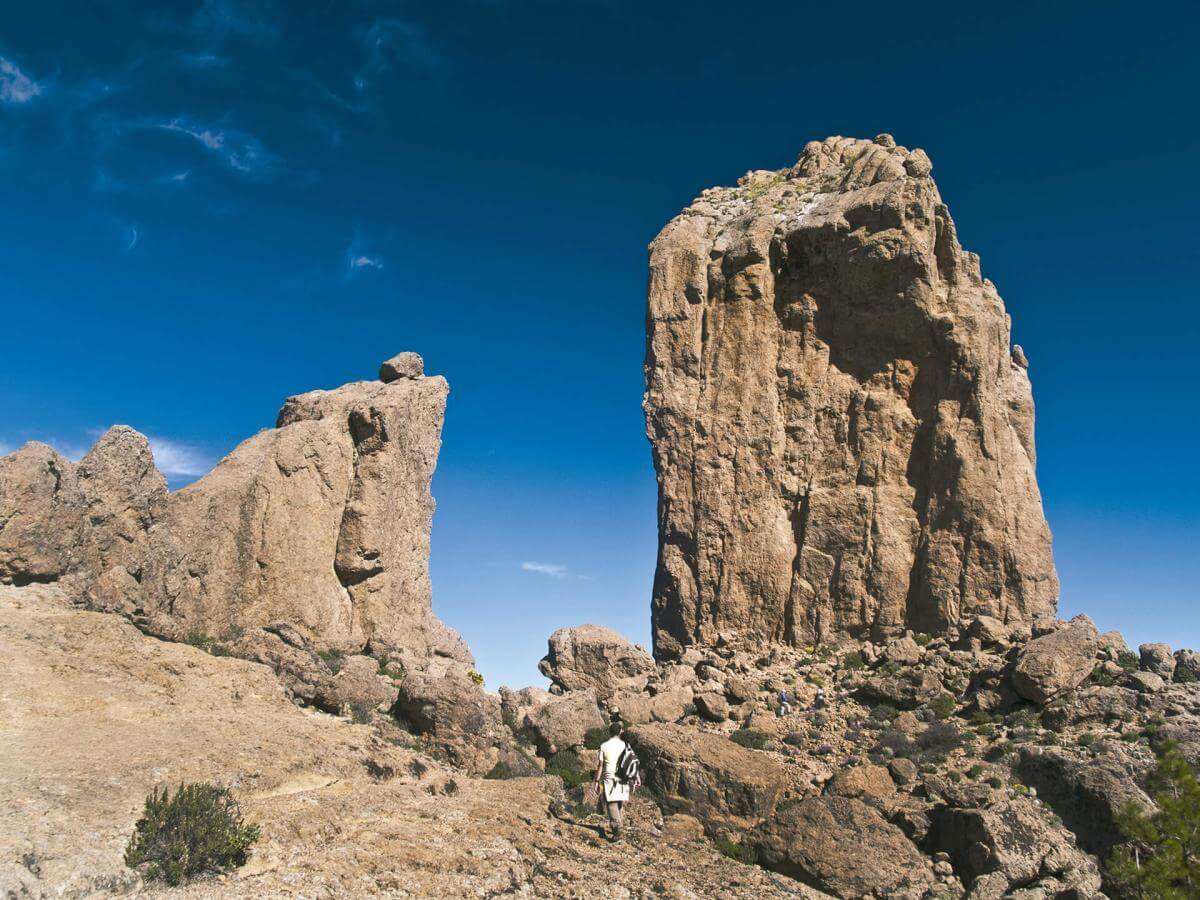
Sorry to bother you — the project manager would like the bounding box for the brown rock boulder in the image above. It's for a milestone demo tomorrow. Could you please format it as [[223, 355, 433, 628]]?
[[628, 723, 787, 830], [1139, 642, 1176, 679], [1011, 614, 1100, 704], [521, 689, 605, 754], [753, 797, 933, 897], [645, 135, 1058, 657], [538, 624, 655, 699], [0, 442, 83, 585]]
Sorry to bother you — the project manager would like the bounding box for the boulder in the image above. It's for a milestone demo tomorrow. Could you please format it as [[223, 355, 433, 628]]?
[[1040, 685, 1144, 729], [1011, 615, 1100, 704], [1125, 670, 1166, 693], [929, 797, 1102, 897], [378, 351, 424, 382], [1139, 642, 1176, 679], [824, 763, 895, 804], [693, 691, 729, 722], [628, 723, 787, 830], [753, 797, 933, 897], [969, 616, 1010, 646], [857, 668, 943, 708], [538, 624, 655, 699], [1098, 630, 1130, 657], [315, 654, 399, 714], [883, 635, 924, 666], [522, 689, 605, 754], [1016, 747, 1151, 857], [1175, 649, 1200, 683], [645, 135, 1058, 657]]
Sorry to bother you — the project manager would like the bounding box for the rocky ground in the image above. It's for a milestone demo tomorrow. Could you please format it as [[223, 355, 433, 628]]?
[[0, 584, 824, 898]]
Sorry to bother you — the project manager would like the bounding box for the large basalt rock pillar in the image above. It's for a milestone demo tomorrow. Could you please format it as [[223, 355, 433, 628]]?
[[644, 135, 1058, 659]]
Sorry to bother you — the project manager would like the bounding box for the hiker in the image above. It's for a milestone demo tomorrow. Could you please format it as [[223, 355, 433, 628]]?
[[592, 722, 639, 841], [778, 687, 793, 716], [812, 687, 826, 710]]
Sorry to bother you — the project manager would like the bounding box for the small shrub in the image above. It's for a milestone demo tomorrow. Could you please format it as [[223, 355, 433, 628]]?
[[124, 783, 259, 886], [1039, 732, 1060, 746], [484, 761, 515, 780], [713, 836, 758, 865], [870, 703, 899, 723], [876, 728, 917, 759], [501, 707, 518, 731], [969, 709, 994, 726], [1175, 667, 1198, 684], [883, 660, 902, 675], [1116, 650, 1140, 672], [928, 693, 957, 720], [776, 797, 802, 813], [914, 633, 932, 647], [184, 632, 230, 657], [467, 669, 484, 687], [1078, 731, 1098, 747], [841, 651, 866, 671], [1007, 707, 1040, 729], [349, 701, 374, 725], [1089, 666, 1116, 688], [986, 776, 1003, 788], [584, 726, 610, 751], [729, 729, 771, 750], [546, 750, 588, 789], [917, 721, 967, 763], [317, 648, 346, 673], [967, 764, 985, 779], [985, 740, 1015, 762]]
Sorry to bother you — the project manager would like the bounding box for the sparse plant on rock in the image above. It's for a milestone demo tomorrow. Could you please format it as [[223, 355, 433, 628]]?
[[467, 669, 484, 686], [124, 783, 259, 886], [928, 692, 956, 720], [729, 729, 770, 750]]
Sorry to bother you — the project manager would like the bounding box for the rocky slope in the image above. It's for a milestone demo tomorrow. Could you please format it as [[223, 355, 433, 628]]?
[[538, 617, 1200, 898], [1, 583, 818, 898], [645, 135, 1057, 658]]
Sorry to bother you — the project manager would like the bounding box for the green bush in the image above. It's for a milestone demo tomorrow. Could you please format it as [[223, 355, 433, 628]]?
[[467, 669, 485, 686], [1116, 651, 1140, 673], [985, 740, 1015, 762], [1089, 666, 1117, 688], [1079, 732, 1098, 747], [870, 704, 899, 722], [729, 729, 770, 751], [841, 650, 866, 671], [583, 726, 610, 751], [1007, 707, 1040, 729], [317, 647, 345, 673], [1107, 742, 1200, 897], [545, 750, 588, 788], [914, 633, 932, 647], [928, 693, 957, 720], [1175, 667, 1198, 684], [713, 836, 758, 864], [124, 783, 259, 886], [967, 764, 985, 779], [184, 632, 230, 657]]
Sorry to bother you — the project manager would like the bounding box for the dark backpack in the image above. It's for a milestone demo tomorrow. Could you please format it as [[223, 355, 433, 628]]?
[[616, 744, 640, 785]]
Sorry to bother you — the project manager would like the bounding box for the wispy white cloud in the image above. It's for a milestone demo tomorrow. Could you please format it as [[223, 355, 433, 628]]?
[[357, 18, 442, 93], [522, 561, 569, 578], [350, 255, 383, 271], [147, 436, 212, 478], [158, 117, 276, 176], [0, 56, 42, 105], [123, 224, 140, 251]]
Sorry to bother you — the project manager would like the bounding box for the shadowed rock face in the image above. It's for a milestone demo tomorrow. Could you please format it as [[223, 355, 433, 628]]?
[[644, 135, 1058, 659], [0, 355, 469, 674]]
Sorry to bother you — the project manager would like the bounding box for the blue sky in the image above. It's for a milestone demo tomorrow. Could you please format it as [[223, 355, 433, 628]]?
[[1, 1, 1197, 688]]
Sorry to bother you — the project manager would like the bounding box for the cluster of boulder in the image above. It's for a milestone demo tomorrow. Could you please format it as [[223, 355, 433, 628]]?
[[529, 613, 1200, 898]]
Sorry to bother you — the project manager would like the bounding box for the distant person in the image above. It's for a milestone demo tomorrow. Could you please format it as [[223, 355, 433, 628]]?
[[812, 688, 827, 710], [778, 688, 793, 716], [592, 723, 640, 841]]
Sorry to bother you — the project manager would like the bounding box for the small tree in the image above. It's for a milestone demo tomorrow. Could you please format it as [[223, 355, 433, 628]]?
[[125, 783, 259, 886], [1107, 742, 1200, 898]]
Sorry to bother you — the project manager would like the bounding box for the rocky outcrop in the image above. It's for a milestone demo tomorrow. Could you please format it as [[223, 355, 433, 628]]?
[[0, 354, 474, 705], [1011, 614, 1100, 704], [753, 797, 933, 897], [628, 723, 787, 832], [645, 134, 1057, 658], [538, 624, 656, 699]]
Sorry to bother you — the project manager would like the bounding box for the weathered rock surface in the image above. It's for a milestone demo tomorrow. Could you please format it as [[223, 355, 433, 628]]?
[[1011, 614, 1100, 703], [753, 796, 933, 897], [538, 624, 655, 699], [0, 584, 810, 899], [521, 689, 606, 754], [629, 723, 787, 831], [0, 355, 470, 684], [645, 134, 1057, 657], [1139, 641, 1176, 679]]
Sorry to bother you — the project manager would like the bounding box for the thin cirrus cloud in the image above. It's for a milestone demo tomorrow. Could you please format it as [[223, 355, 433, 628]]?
[[0, 55, 42, 105], [158, 117, 277, 176], [350, 255, 383, 271], [147, 435, 213, 479], [356, 18, 443, 92], [522, 561, 570, 578]]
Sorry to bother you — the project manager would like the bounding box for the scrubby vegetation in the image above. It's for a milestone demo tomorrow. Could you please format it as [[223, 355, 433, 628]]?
[[583, 726, 610, 750], [713, 836, 758, 864], [545, 750, 589, 788], [729, 729, 770, 750], [124, 783, 259, 886], [184, 632, 230, 657], [1107, 742, 1200, 898]]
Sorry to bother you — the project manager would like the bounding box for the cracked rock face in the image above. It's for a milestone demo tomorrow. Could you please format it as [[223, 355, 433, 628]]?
[[645, 135, 1058, 658], [0, 354, 467, 672]]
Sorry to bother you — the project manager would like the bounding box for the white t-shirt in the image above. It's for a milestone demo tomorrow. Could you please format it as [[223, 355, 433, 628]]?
[[598, 736, 631, 802]]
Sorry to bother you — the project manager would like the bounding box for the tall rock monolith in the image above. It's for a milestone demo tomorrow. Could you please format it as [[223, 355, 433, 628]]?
[[644, 135, 1058, 658]]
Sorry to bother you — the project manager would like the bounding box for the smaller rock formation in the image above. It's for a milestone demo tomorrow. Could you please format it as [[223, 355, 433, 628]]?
[[1011, 614, 1100, 703], [539, 624, 656, 699]]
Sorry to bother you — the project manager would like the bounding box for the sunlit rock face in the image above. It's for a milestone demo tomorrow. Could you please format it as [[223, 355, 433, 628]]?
[[644, 135, 1057, 659]]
